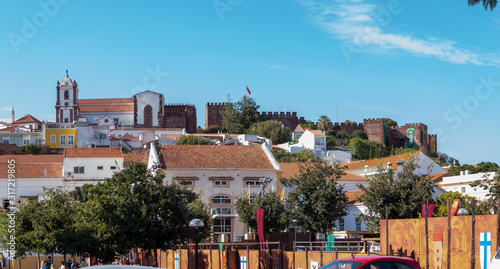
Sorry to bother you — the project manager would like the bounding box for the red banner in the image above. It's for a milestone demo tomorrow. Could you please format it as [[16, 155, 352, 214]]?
[[256, 209, 265, 250], [422, 203, 435, 218]]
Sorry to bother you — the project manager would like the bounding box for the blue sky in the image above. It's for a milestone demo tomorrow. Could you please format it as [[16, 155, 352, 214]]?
[[0, 0, 498, 165]]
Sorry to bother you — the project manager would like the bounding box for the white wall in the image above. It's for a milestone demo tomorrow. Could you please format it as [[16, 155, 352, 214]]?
[[63, 158, 123, 180], [163, 169, 278, 241], [79, 112, 134, 126], [335, 204, 368, 232], [134, 91, 163, 127], [440, 172, 495, 201]]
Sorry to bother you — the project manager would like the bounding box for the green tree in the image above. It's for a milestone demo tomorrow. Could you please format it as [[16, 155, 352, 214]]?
[[326, 135, 338, 147], [72, 161, 209, 262], [300, 121, 318, 130], [448, 161, 499, 176], [235, 96, 260, 130], [177, 135, 213, 145], [281, 161, 348, 234], [382, 118, 398, 127], [221, 102, 244, 133], [234, 191, 288, 237], [357, 159, 434, 232], [433, 191, 493, 217], [248, 120, 291, 144], [468, 0, 496, 10], [0, 211, 8, 248], [352, 130, 368, 140], [348, 138, 389, 160], [272, 150, 320, 162], [23, 144, 41, 154], [203, 125, 222, 133], [470, 168, 500, 204], [317, 115, 332, 132]]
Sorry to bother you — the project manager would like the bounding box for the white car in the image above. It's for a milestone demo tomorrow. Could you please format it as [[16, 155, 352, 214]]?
[[490, 248, 500, 269]]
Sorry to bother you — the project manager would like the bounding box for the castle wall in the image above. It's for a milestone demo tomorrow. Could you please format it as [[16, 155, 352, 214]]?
[[164, 104, 197, 133], [333, 122, 364, 135], [205, 102, 227, 129], [258, 111, 306, 130]]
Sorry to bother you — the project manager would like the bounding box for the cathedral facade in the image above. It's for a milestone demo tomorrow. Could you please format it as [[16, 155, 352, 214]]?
[[54, 72, 196, 132]]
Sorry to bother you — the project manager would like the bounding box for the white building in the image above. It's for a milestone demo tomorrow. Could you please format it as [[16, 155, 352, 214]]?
[[63, 148, 123, 183], [0, 155, 64, 209], [440, 171, 496, 201], [279, 129, 352, 164], [148, 144, 281, 242]]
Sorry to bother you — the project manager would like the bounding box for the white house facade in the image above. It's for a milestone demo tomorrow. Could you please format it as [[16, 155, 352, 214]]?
[[440, 171, 496, 201]]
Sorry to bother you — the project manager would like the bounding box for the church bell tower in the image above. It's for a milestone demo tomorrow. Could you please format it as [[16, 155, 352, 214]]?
[[55, 70, 79, 123]]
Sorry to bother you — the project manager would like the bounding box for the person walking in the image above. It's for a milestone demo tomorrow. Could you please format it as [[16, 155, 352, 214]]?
[[59, 261, 65, 269]]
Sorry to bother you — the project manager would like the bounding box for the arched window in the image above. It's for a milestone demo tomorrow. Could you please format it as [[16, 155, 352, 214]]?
[[211, 195, 231, 204], [144, 105, 152, 128], [64, 90, 69, 100]]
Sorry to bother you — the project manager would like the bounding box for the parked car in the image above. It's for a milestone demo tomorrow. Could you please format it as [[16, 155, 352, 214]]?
[[320, 255, 422, 269], [489, 248, 500, 269]]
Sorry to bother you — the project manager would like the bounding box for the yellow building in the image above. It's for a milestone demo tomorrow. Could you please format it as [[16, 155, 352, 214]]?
[[43, 122, 77, 153]]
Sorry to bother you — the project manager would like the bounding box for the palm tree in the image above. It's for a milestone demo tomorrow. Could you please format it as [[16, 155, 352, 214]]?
[[317, 115, 332, 132], [468, 0, 496, 10]]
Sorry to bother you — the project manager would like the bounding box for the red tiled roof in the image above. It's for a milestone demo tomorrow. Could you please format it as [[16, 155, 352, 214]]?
[[428, 172, 453, 184], [12, 114, 42, 124], [158, 145, 275, 170], [79, 98, 134, 113], [0, 155, 63, 178], [121, 133, 139, 141], [79, 98, 134, 104], [344, 153, 417, 171], [0, 126, 18, 132], [124, 153, 148, 163], [160, 134, 182, 140], [64, 148, 123, 158], [344, 190, 364, 205], [278, 162, 363, 181], [307, 129, 325, 136]]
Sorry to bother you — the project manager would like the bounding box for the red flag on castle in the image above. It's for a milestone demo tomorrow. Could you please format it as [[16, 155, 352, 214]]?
[[246, 85, 251, 95]]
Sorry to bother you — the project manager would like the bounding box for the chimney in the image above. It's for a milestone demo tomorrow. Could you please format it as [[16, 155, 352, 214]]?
[[11, 107, 15, 123]]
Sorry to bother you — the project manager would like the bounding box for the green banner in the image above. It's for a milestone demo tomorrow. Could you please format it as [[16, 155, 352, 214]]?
[[407, 128, 415, 148]]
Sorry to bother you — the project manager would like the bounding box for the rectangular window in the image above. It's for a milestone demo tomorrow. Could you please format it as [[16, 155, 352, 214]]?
[[179, 180, 193, 186], [23, 139, 29, 145], [74, 166, 85, 174], [35, 139, 42, 146], [97, 166, 103, 170], [213, 219, 231, 233], [110, 166, 117, 170], [215, 180, 228, 186], [50, 135, 56, 143], [355, 218, 362, 231], [60, 135, 66, 146], [461, 187, 466, 193], [339, 218, 345, 231], [68, 135, 74, 145], [2, 139, 9, 144], [245, 180, 260, 186], [211, 208, 231, 215]]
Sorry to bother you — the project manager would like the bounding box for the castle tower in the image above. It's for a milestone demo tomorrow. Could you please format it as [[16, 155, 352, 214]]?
[[55, 70, 79, 123]]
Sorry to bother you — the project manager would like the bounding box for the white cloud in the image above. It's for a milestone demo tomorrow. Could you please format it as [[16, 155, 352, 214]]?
[[268, 64, 286, 69], [300, 0, 498, 66], [1, 107, 12, 111]]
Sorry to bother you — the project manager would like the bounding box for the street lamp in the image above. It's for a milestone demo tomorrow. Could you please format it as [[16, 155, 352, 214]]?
[[189, 218, 205, 269], [292, 219, 297, 251]]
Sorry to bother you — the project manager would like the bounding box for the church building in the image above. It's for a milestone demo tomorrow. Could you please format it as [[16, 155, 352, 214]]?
[[54, 72, 197, 132]]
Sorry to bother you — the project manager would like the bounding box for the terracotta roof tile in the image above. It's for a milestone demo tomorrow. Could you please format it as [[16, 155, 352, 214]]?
[[159, 145, 275, 170], [428, 172, 453, 184], [344, 190, 364, 205], [79, 98, 134, 104], [279, 162, 365, 181], [64, 148, 123, 158], [307, 129, 325, 136], [121, 133, 139, 141], [160, 134, 182, 140], [124, 153, 148, 163], [344, 153, 417, 171], [0, 155, 63, 178], [12, 114, 42, 124], [79, 105, 134, 112], [293, 125, 304, 133]]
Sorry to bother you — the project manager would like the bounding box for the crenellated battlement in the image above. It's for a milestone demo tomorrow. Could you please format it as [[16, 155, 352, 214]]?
[[206, 102, 227, 107], [165, 103, 195, 107]]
